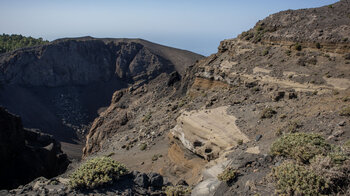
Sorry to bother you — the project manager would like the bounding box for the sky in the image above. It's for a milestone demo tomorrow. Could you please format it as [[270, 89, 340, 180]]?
[[0, 0, 339, 56]]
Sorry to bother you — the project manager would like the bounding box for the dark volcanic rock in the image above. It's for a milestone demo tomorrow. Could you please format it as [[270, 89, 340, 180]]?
[[134, 173, 150, 188], [0, 107, 69, 190], [167, 71, 181, 86], [273, 91, 285, 101], [0, 38, 202, 87], [148, 173, 164, 188]]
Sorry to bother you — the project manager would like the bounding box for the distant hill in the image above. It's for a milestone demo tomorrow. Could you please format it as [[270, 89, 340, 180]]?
[[0, 33, 49, 54]]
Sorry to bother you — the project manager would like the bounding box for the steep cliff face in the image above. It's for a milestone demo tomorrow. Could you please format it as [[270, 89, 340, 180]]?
[[0, 37, 200, 86], [0, 107, 69, 190], [0, 38, 203, 156]]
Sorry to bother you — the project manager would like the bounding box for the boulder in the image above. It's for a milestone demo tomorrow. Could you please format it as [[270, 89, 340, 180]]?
[[148, 173, 164, 188], [134, 173, 149, 188]]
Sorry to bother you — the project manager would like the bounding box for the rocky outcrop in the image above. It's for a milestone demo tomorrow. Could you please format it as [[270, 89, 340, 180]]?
[[0, 107, 69, 190], [82, 72, 186, 156], [235, 0, 350, 52], [171, 106, 249, 160]]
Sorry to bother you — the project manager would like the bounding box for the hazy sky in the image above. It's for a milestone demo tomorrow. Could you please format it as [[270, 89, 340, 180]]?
[[0, 0, 338, 56]]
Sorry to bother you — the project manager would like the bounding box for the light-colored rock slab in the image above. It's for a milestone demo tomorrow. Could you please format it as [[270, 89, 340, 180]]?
[[220, 60, 238, 72], [283, 71, 309, 77], [191, 178, 221, 196], [245, 146, 260, 154], [253, 67, 271, 74], [323, 77, 350, 90], [171, 106, 249, 160], [202, 160, 230, 179]]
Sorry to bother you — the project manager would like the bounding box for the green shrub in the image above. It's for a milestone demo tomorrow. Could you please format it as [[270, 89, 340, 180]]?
[[270, 133, 331, 163], [152, 154, 161, 161], [260, 107, 276, 119], [344, 140, 350, 148], [270, 134, 350, 194], [310, 155, 350, 193], [178, 100, 186, 108], [251, 86, 260, 92], [339, 106, 350, 116], [140, 143, 147, 151], [164, 185, 192, 196], [285, 50, 291, 56], [275, 128, 283, 136], [217, 167, 238, 183], [286, 120, 302, 133], [69, 156, 128, 189], [262, 49, 269, 56], [271, 162, 330, 195], [328, 151, 348, 165], [294, 43, 302, 51], [316, 42, 321, 49], [256, 25, 264, 31], [237, 139, 243, 145], [142, 112, 152, 122], [342, 96, 350, 102], [241, 31, 254, 41]]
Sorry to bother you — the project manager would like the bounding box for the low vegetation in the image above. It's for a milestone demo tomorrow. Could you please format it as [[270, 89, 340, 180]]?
[[270, 132, 331, 163], [285, 50, 291, 56], [345, 139, 350, 148], [310, 155, 350, 192], [217, 167, 238, 183], [260, 107, 276, 119], [0, 33, 49, 53], [315, 42, 321, 49], [142, 112, 152, 122], [164, 185, 192, 196], [294, 43, 302, 51], [140, 143, 147, 151], [271, 162, 330, 195], [262, 49, 269, 56], [270, 133, 350, 194], [69, 156, 128, 189], [152, 154, 162, 161], [342, 96, 350, 102], [285, 120, 302, 133]]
